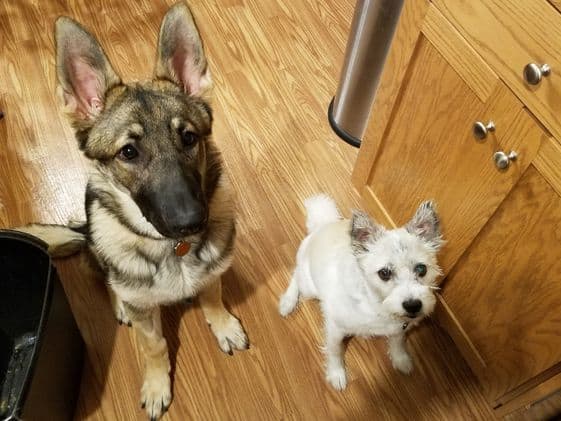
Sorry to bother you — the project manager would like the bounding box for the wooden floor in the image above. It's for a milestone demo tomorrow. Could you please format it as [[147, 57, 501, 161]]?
[[0, 0, 498, 419]]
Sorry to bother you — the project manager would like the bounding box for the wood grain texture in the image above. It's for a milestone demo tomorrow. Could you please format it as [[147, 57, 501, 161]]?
[[0, 0, 495, 419], [421, 4, 498, 102], [502, 373, 561, 420], [549, 0, 561, 14], [433, 0, 561, 140], [495, 361, 561, 411], [506, 393, 561, 421], [351, 0, 429, 191], [443, 166, 561, 404], [533, 136, 561, 197], [435, 294, 486, 371], [366, 37, 545, 275], [361, 186, 396, 228]]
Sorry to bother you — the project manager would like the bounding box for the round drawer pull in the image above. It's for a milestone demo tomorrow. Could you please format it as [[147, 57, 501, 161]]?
[[523, 63, 551, 85], [473, 120, 495, 140], [493, 150, 517, 170]]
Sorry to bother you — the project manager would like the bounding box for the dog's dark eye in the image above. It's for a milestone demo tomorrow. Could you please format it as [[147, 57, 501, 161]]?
[[378, 268, 392, 281], [414, 263, 427, 277], [118, 144, 139, 161], [181, 130, 198, 148]]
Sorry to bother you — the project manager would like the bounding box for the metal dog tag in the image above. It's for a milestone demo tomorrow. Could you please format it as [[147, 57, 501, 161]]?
[[174, 241, 191, 257]]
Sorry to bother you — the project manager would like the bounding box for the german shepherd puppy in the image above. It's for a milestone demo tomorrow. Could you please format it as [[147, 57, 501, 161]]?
[[18, 2, 248, 419]]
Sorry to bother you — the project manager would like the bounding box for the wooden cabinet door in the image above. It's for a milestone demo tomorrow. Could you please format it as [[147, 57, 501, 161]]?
[[434, 0, 561, 141], [443, 166, 561, 404], [363, 38, 544, 274]]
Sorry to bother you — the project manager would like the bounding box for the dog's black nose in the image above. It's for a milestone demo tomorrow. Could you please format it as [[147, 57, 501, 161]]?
[[402, 299, 422, 315], [173, 214, 207, 237]]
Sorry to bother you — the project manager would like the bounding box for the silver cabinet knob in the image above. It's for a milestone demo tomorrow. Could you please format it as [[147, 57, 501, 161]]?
[[473, 121, 495, 140], [523, 63, 551, 85], [493, 150, 518, 170]]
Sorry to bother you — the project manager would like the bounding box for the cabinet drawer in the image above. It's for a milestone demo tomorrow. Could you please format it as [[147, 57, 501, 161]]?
[[364, 38, 544, 275], [443, 165, 561, 404], [433, 0, 561, 140]]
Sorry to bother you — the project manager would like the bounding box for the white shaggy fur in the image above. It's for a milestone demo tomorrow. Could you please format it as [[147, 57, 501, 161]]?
[[303, 194, 341, 233], [280, 194, 443, 390]]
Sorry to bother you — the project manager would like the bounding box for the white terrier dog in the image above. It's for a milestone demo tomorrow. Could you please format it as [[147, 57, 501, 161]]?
[[279, 194, 443, 390]]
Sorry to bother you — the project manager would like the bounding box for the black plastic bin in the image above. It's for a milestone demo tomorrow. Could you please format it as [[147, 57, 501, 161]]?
[[0, 230, 84, 421]]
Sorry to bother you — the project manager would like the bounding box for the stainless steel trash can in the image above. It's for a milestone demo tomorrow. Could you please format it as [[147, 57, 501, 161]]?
[[328, 0, 405, 147]]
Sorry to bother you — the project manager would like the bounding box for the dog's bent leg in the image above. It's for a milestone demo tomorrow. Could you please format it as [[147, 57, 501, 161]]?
[[125, 304, 171, 420], [199, 278, 249, 354], [387, 334, 413, 374], [324, 322, 347, 390], [279, 272, 300, 317]]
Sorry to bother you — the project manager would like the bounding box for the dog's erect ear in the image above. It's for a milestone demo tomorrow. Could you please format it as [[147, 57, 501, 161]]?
[[155, 3, 212, 97], [55, 17, 121, 124], [351, 210, 383, 253], [406, 201, 442, 247]]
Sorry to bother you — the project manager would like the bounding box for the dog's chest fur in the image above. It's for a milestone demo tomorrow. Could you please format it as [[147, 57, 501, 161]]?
[[85, 170, 235, 309]]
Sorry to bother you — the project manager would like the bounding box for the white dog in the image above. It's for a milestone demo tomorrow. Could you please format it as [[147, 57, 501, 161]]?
[[279, 194, 443, 390]]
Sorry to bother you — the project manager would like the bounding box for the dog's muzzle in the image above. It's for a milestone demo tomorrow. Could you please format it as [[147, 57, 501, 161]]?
[[136, 171, 208, 239]]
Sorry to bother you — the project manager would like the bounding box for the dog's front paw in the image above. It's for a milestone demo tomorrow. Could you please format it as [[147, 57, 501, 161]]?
[[141, 371, 172, 420], [326, 366, 347, 390], [279, 292, 297, 317], [209, 314, 249, 355], [110, 294, 132, 327], [391, 352, 414, 374]]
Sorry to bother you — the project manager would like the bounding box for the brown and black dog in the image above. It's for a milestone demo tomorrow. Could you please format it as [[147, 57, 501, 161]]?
[[19, 3, 248, 419]]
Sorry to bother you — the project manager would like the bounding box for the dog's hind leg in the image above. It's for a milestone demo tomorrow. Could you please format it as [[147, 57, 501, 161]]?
[[279, 272, 300, 317], [324, 322, 347, 390], [199, 278, 249, 354], [125, 304, 171, 420]]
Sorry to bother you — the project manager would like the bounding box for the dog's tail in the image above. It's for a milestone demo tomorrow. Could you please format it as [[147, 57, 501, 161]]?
[[15, 222, 87, 258], [304, 194, 341, 234]]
